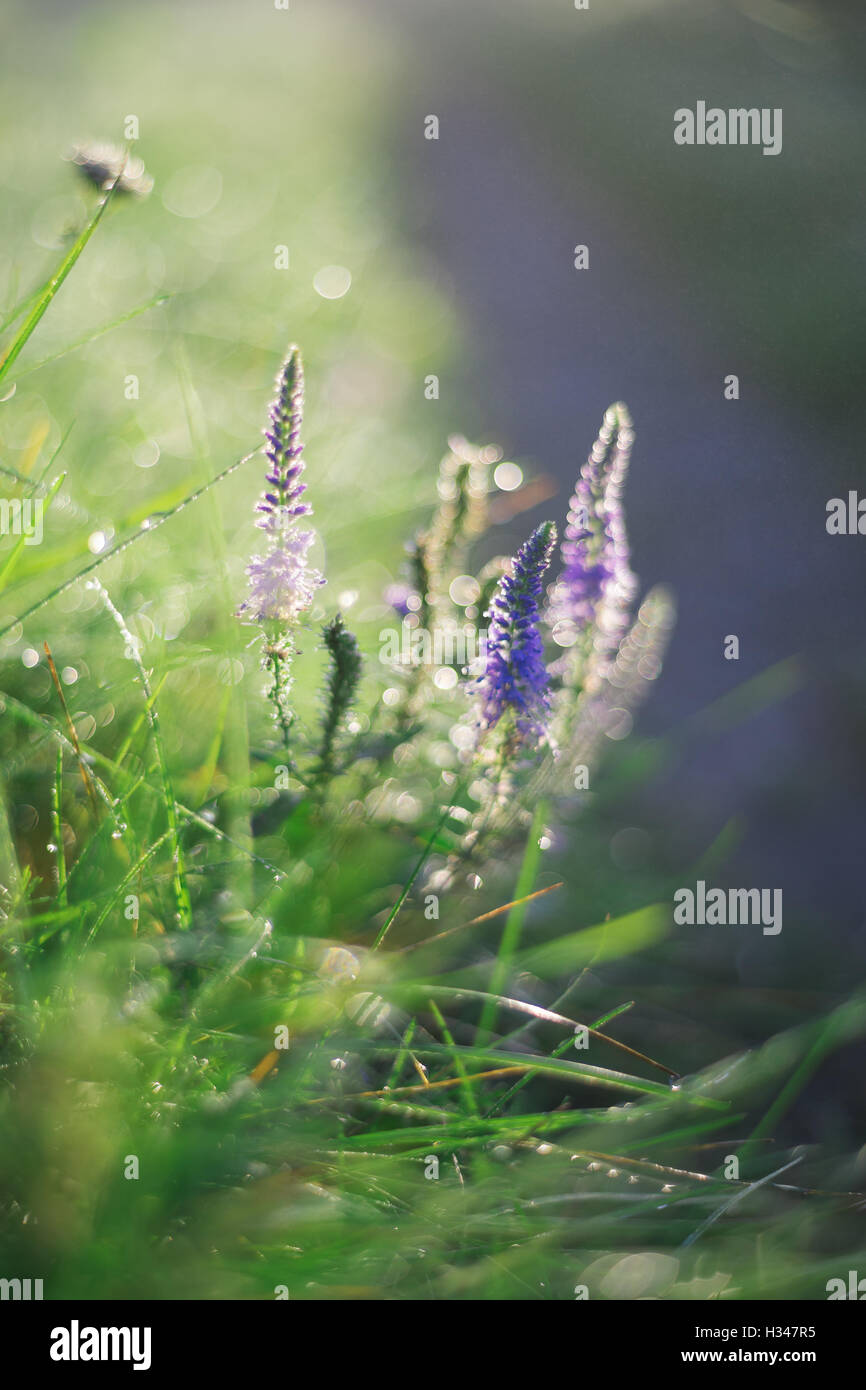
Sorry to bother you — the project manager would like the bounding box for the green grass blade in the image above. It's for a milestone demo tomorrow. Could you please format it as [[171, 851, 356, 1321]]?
[[0, 173, 122, 388], [478, 798, 548, 1042], [12, 292, 172, 381], [428, 998, 479, 1116]]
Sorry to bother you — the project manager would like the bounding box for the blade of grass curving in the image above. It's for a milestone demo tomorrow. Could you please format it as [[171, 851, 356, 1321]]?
[[486, 1001, 638, 1117], [402, 985, 677, 1079], [355, 1041, 723, 1105], [0, 169, 123, 388], [11, 292, 172, 382]]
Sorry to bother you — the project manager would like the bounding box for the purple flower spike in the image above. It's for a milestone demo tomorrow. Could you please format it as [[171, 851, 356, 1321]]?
[[256, 346, 312, 534], [473, 520, 557, 749], [239, 346, 324, 628], [547, 403, 637, 673]]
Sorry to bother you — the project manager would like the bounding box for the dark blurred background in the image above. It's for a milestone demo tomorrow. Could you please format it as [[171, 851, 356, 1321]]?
[[373, 0, 866, 1014]]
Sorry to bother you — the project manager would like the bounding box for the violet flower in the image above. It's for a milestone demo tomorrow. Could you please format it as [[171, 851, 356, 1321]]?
[[547, 403, 637, 680], [242, 532, 324, 626], [256, 346, 311, 533], [473, 520, 557, 750], [238, 346, 324, 742], [239, 346, 324, 627]]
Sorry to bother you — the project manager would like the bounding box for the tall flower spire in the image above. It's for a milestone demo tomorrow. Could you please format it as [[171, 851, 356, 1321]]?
[[238, 346, 325, 740], [239, 346, 324, 625], [547, 402, 637, 686], [257, 346, 311, 532], [473, 520, 557, 752]]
